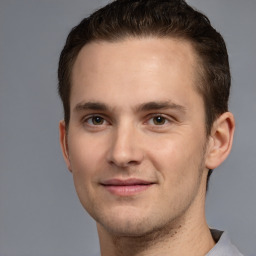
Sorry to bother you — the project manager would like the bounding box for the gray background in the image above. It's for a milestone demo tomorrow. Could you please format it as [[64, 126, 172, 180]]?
[[0, 0, 255, 255]]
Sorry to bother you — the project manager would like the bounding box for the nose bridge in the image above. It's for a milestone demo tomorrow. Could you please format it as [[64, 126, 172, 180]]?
[[107, 120, 143, 167]]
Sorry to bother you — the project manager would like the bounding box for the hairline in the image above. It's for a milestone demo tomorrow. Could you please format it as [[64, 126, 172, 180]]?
[[67, 34, 211, 136]]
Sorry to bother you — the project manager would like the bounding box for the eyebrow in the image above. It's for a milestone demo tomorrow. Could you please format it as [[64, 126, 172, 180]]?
[[74, 102, 108, 112], [74, 100, 187, 113], [136, 101, 187, 113]]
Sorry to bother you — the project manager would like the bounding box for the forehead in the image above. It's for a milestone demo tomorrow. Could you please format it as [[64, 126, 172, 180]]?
[[73, 37, 198, 77], [70, 37, 202, 111]]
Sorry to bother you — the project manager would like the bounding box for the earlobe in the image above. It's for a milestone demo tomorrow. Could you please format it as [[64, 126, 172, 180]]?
[[205, 112, 235, 170], [59, 120, 72, 172]]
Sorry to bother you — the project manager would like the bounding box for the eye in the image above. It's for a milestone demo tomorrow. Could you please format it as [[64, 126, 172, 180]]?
[[86, 116, 107, 126], [148, 115, 169, 126]]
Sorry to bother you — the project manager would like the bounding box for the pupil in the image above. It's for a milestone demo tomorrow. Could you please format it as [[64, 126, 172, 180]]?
[[93, 116, 103, 124], [154, 116, 165, 125]]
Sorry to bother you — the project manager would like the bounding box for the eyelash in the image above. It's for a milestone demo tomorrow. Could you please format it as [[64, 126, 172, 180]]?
[[82, 114, 173, 128], [83, 115, 110, 126], [146, 114, 171, 126]]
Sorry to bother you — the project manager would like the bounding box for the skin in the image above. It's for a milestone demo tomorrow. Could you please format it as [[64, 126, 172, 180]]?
[[59, 37, 235, 256]]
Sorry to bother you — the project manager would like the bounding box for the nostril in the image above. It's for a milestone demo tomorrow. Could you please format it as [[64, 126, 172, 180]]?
[[127, 160, 140, 166], [108, 159, 140, 168]]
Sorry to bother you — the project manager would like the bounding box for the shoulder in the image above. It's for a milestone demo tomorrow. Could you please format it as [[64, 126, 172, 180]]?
[[206, 229, 245, 256]]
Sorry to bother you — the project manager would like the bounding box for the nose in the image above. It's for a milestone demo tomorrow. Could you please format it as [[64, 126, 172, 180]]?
[[107, 124, 144, 168]]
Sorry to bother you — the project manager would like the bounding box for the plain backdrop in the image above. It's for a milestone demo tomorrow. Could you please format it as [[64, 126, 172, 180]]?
[[0, 0, 255, 256]]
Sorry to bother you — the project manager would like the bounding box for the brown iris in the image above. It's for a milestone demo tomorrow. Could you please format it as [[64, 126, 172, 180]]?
[[153, 116, 166, 125], [92, 116, 104, 125]]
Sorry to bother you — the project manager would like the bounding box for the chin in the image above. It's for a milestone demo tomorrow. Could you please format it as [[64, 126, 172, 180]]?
[[95, 209, 170, 237], [109, 221, 150, 237]]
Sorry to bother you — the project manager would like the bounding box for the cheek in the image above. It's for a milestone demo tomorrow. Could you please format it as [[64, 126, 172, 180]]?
[[67, 134, 108, 196], [147, 133, 205, 182], [67, 135, 107, 211]]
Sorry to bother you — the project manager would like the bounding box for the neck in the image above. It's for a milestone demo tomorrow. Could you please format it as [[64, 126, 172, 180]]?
[[97, 172, 215, 256]]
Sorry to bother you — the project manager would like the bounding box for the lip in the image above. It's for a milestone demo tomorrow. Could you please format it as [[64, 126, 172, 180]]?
[[100, 178, 155, 196]]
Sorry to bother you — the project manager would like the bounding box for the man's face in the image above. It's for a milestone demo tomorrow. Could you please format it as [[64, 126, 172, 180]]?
[[60, 38, 211, 236]]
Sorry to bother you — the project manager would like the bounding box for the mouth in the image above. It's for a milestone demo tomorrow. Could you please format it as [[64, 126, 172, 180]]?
[[100, 178, 155, 196]]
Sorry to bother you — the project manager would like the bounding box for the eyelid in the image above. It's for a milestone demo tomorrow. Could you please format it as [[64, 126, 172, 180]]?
[[145, 113, 174, 125], [81, 113, 176, 127], [82, 114, 110, 126]]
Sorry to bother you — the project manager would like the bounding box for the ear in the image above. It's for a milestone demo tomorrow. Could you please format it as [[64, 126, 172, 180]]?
[[59, 120, 72, 172], [205, 112, 235, 170]]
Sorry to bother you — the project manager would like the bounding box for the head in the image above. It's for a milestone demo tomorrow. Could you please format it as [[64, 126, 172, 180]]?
[[58, 0, 234, 239], [58, 0, 231, 185], [58, 0, 230, 134]]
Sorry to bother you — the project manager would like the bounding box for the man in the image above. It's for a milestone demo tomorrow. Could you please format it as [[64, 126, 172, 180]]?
[[58, 0, 243, 255]]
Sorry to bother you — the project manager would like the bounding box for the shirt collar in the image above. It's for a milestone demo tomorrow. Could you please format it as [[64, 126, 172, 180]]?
[[206, 229, 244, 256]]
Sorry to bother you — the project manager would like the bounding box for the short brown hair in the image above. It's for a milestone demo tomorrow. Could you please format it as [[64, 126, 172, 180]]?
[[58, 0, 231, 183], [58, 0, 230, 134]]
